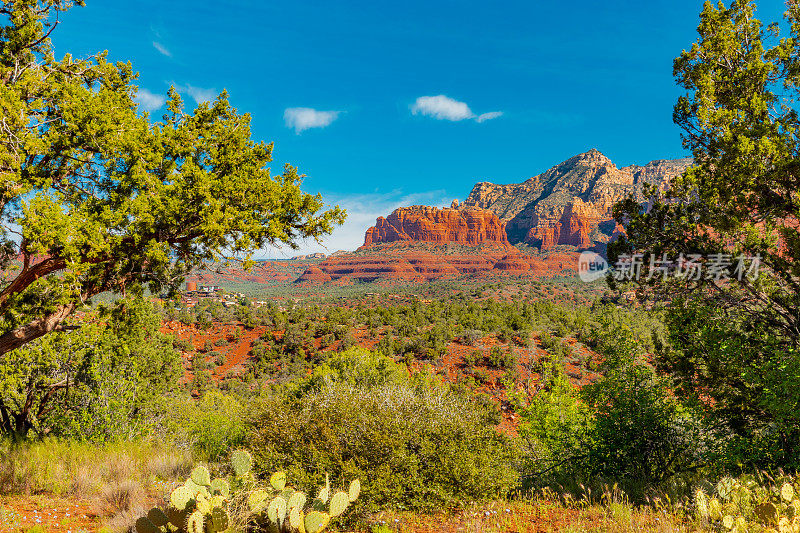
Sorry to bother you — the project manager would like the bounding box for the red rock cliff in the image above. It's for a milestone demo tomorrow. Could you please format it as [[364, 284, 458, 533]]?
[[363, 206, 509, 247]]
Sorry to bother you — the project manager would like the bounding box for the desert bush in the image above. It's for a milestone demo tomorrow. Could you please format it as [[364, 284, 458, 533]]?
[[0, 298, 181, 440], [248, 383, 518, 513], [173, 338, 195, 352], [462, 349, 481, 367], [488, 346, 517, 369], [155, 392, 248, 462], [582, 364, 708, 486], [462, 329, 482, 346], [298, 348, 409, 391]]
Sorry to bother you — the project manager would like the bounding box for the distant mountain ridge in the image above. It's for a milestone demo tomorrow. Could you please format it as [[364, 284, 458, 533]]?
[[461, 149, 692, 249], [294, 149, 691, 284]]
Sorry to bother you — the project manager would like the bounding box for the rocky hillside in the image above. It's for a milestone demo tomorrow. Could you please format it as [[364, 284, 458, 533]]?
[[363, 205, 509, 246], [462, 149, 691, 249]]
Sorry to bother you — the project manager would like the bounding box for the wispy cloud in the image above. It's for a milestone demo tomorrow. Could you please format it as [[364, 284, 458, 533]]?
[[135, 88, 166, 112], [256, 189, 452, 258], [172, 84, 218, 105], [411, 95, 502, 123], [476, 111, 503, 123], [152, 41, 172, 57], [284, 107, 341, 134]]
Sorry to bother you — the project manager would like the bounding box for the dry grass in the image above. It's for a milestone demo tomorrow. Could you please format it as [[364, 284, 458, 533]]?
[[0, 438, 190, 497], [371, 499, 692, 533]]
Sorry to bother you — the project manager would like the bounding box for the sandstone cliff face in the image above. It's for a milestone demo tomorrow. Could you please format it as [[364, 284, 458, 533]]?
[[363, 205, 509, 247], [462, 149, 691, 249]]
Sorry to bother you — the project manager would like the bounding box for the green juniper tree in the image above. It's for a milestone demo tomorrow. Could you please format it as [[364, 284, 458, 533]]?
[[611, 0, 800, 467], [0, 0, 345, 356]]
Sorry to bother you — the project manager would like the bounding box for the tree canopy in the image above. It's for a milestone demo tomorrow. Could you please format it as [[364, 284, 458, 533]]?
[[610, 0, 800, 467], [0, 0, 345, 356]]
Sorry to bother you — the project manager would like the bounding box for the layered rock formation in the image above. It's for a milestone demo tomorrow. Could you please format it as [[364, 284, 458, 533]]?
[[462, 149, 692, 249], [363, 205, 509, 247], [295, 243, 579, 284]]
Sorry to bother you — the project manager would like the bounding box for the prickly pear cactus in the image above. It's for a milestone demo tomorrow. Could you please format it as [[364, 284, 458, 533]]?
[[186, 510, 204, 533], [211, 478, 231, 497], [134, 517, 160, 533], [270, 471, 287, 491], [147, 508, 169, 529], [191, 465, 212, 487], [304, 510, 330, 533], [695, 473, 800, 532], [210, 506, 230, 532], [170, 485, 193, 511], [136, 458, 237, 533], [231, 449, 253, 477], [348, 479, 360, 502]]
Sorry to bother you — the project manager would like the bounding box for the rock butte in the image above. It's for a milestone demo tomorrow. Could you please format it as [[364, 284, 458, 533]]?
[[296, 149, 692, 283], [363, 205, 509, 246]]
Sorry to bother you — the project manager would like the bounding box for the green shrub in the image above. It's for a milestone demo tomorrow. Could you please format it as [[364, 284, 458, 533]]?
[[487, 346, 516, 369], [462, 349, 481, 367], [157, 392, 248, 462], [248, 383, 518, 512], [299, 348, 408, 391], [582, 364, 708, 487]]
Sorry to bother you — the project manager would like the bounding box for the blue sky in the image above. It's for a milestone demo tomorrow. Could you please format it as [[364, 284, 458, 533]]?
[[55, 0, 786, 257]]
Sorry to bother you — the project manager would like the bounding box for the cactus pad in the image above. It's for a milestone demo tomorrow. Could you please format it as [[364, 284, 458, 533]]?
[[304, 511, 330, 533], [231, 449, 253, 477], [781, 483, 795, 502], [709, 498, 723, 520], [196, 493, 211, 515], [348, 479, 361, 502], [329, 491, 349, 517], [248, 488, 270, 513], [716, 477, 735, 499], [755, 502, 778, 523], [695, 489, 708, 519], [165, 507, 188, 529], [270, 471, 287, 491], [191, 465, 211, 487], [134, 517, 160, 533], [170, 485, 193, 511], [317, 487, 329, 504], [146, 508, 169, 528], [267, 496, 288, 524], [289, 506, 303, 529], [210, 507, 230, 532], [722, 515, 734, 529], [288, 491, 307, 510], [210, 478, 230, 498], [184, 478, 208, 498], [187, 510, 204, 533]]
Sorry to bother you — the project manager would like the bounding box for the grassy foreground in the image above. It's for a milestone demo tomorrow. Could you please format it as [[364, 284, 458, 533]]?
[[0, 439, 698, 533]]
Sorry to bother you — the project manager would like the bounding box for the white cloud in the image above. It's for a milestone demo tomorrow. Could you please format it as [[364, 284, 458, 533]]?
[[411, 95, 473, 121], [256, 189, 452, 258], [135, 88, 166, 112], [284, 107, 341, 133], [411, 95, 502, 123], [152, 41, 172, 57], [476, 111, 503, 123]]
